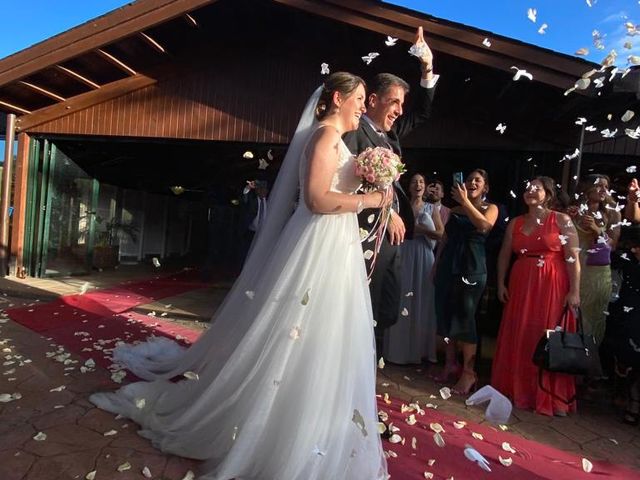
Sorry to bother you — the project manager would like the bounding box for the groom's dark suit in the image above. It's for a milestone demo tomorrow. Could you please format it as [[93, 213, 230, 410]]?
[[343, 81, 436, 351]]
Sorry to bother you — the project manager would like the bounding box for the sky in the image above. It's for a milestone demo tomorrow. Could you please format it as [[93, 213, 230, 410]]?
[[388, 0, 640, 62]]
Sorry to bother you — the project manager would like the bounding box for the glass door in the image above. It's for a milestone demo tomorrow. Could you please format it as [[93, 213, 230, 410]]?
[[27, 140, 99, 277]]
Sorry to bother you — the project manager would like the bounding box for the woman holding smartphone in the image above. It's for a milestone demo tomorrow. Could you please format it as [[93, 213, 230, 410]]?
[[433, 169, 498, 394]]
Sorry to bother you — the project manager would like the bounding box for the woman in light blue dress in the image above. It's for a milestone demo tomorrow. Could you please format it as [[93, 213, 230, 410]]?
[[384, 173, 443, 365]]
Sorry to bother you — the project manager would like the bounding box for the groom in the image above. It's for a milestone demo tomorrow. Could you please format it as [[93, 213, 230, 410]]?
[[343, 26, 439, 354]]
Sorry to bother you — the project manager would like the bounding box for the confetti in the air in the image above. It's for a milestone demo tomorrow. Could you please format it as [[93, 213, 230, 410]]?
[[258, 158, 269, 170], [527, 8, 537, 23], [538, 23, 548, 34], [320, 63, 330, 75], [462, 277, 478, 286], [361, 52, 380, 65], [511, 66, 533, 81], [385, 36, 398, 47], [496, 123, 507, 134], [621, 110, 635, 123], [482, 38, 492, 48], [243, 151, 254, 159]]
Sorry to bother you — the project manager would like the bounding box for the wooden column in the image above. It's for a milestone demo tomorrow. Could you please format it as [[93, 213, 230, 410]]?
[[9, 132, 30, 276], [0, 113, 15, 276]]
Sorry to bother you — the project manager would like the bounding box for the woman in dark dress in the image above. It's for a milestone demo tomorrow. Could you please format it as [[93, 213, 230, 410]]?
[[433, 169, 498, 394], [603, 225, 640, 424]]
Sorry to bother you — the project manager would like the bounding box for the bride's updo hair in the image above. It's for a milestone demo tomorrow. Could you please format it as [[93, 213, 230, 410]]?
[[315, 72, 366, 120]]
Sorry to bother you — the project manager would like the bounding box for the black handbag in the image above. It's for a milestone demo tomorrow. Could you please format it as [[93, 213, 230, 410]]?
[[532, 307, 603, 404]]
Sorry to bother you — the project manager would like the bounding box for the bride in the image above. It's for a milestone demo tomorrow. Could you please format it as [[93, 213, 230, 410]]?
[[90, 72, 390, 480]]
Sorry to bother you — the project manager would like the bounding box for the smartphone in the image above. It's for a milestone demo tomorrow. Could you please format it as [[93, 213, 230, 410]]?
[[453, 171, 464, 186]]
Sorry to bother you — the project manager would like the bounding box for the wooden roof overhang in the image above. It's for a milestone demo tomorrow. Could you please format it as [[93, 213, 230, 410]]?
[[0, 0, 602, 133]]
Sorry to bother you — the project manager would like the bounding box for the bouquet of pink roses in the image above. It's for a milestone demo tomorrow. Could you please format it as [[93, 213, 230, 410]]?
[[354, 146, 406, 191], [354, 147, 406, 278]]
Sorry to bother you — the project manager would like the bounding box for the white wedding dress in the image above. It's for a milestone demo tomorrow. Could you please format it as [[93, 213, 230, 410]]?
[[90, 122, 388, 479]]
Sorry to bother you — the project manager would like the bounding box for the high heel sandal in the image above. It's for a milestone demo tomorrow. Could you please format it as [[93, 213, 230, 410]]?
[[452, 369, 478, 395], [623, 389, 640, 426], [430, 363, 462, 384]]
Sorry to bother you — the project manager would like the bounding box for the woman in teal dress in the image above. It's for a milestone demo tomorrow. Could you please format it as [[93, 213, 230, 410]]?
[[433, 169, 498, 394]]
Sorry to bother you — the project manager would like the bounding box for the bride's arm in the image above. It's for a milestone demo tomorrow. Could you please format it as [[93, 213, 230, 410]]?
[[304, 128, 385, 214]]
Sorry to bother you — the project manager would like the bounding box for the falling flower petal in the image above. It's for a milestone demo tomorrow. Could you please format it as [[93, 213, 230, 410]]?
[[103, 430, 118, 436], [301, 289, 311, 305], [117, 462, 132, 472], [385, 36, 398, 47], [85, 471, 97, 480], [361, 52, 380, 65], [472, 432, 484, 440], [527, 8, 537, 22], [320, 63, 330, 75], [289, 326, 301, 340], [406, 414, 417, 425], [258, 158, 269, 170], [364, 250, 374, 261], [401, 308, 409, 316], [180, 472, 196, 480], [582, 458, 594, 473], [502, 442, 516, 453], [378, 357, 385, 369], [430, 423, 445, 434], [499, 456, 513, 467], [575, 48, 589, 56], [453, 421, 467, 429], [152, 257, 161, 268], [538, 23, 548, 34], [389, 433, 403, 444], [183, 371, 199, 380], [352, 409, 368, 437], [242, 151, 254, 159], [33, 432, 47, 441], [496, 123, 507, 134], [135, 398, 146, 409], [245, 290, 255, 300], [142, 466, 152, 478], [440, 387, 452, 400], [482, 38, 492, 48], [462, 277, 477, 286], [622, 110, 635, 123], [433, 432, 446, 447]]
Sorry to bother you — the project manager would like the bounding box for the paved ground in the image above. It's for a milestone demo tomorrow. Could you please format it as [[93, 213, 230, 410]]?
[[0, 266, 639, 479]]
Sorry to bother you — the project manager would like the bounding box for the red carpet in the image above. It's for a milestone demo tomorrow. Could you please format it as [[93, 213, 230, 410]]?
[[5, 271, 205, 370], [5, 276, 639, 479], [378, 396, 638, 479]]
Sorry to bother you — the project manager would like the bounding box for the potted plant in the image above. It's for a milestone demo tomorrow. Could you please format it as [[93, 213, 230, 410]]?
[[93, 217, 139, 269]]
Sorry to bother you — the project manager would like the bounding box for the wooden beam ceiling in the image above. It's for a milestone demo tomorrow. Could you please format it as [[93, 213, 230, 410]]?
[[0, 0, 216, 86]]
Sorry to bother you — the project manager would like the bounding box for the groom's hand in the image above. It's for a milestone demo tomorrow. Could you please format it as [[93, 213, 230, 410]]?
[[415, 26, 434, 79], [387, 210, 406, 245]]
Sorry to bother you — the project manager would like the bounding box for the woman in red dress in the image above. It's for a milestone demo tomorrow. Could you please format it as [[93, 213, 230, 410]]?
[[491, 177, 581, 416]]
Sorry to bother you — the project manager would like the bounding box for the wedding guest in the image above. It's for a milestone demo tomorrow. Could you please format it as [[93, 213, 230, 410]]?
[[568, 174, 621, 346], [240, 179, 269, 262], [491, 177, 581, 417], [433, 169, 498, 394], [625, 178, 640, 223], [602, 225, 640, 425], [551, 185, 571, 212], [425, 179, 450, 228], [384, 173, 443, 365]]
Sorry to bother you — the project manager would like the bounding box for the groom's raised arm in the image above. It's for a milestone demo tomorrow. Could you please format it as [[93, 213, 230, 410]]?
[[394, 27, 439, 140]]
